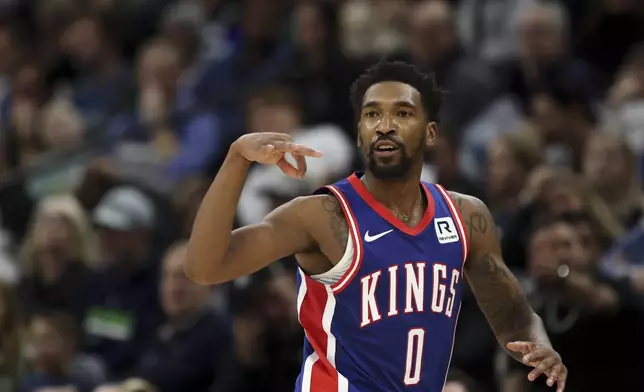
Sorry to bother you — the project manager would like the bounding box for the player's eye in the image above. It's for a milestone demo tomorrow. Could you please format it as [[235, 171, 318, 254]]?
[[365, 111, 379, 118], [397, 110, 412, 117]]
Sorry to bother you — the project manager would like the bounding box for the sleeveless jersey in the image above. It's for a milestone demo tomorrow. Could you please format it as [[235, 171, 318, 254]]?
[[294, 173, 469, 392]]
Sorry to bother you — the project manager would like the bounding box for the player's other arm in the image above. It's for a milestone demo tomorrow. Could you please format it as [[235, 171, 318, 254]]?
[[451, 192, 567, 392], [185, 133, 322, 285]]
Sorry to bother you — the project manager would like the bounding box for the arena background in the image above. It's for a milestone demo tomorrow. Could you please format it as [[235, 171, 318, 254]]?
[[1, 0, 643, 391]]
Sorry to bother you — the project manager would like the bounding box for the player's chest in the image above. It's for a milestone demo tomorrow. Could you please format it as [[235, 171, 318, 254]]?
[[352, 230, 464, 327]]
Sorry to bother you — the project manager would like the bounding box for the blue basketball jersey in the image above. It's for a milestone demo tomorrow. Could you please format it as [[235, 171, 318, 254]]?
[[294, 173, 469, 392]]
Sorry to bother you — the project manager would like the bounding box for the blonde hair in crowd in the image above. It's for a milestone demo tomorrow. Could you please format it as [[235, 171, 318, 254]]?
[[19, 194, 98, 274]]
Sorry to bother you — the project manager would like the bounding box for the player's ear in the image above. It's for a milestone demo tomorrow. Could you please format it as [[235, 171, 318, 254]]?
[[357, 129, 363, 148], [425, 122, 437, 147]]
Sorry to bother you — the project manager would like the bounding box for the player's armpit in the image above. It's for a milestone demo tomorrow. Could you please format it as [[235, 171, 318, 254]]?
[[449, 193, 549, 358]]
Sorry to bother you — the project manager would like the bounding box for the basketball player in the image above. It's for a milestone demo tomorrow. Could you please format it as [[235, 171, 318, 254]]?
[[186, 61, 567, 392]]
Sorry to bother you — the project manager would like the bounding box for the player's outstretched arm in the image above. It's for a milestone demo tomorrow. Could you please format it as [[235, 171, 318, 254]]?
[[450, 192, 568, 392], [185, 133, 323, 285]]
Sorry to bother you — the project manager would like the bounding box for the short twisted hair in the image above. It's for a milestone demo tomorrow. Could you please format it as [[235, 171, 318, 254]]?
[[350, 60, 446, 122]]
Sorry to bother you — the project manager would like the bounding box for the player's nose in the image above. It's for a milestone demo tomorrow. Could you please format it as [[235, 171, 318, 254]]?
[[376, 113, 397, 134]]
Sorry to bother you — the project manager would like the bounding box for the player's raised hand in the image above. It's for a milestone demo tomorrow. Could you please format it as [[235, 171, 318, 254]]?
[[232, 132, 323, 179], [507, 341, 567, 392]]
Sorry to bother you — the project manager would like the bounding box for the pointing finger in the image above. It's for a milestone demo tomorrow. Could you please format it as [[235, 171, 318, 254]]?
[[272, 141, 323, 157]]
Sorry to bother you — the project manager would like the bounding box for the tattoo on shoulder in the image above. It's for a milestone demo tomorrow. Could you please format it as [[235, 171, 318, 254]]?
[[321, 195, 349, 249], [448, 191, 496, 243]]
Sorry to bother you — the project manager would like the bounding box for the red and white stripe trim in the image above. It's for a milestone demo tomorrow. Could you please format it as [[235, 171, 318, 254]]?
[[434, 185, 469, 266], [297, 269, 349, 391]]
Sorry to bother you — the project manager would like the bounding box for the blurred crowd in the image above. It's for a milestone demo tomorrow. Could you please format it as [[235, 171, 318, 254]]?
[[0, 0, 644, 391]]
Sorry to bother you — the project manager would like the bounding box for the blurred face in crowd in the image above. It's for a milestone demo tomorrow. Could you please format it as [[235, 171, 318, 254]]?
[[583, 133, 631, 192], [240, 0, 280, 45], [409, 1, 457, 67], [531, 94, 568, 142], [571, 220, 603, 267], [295, 2, 328, 50], [12, 63, 45, 104], [27, 317, 74, 372], [61, 17, 104, 69], [529, 221, 584, 274], [41, 101, 85, 150], [518, 7, 565, 63], [248, 101, 301, 135], [540, 181, 585, 215], [96, 226, 147, 266], [161, 244, 211, 319], [487, 138, 525, 199], [137, 42, 181, 94], [255, 272, 298, 324], [32, 215, 76, 263], [358, 81, 435, 180]]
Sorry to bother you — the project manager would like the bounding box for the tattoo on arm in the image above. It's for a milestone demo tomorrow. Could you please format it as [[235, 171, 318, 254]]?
[[322, 195, 349, 249], [466, 252, 535, 342], [450, 192, 541, 354]]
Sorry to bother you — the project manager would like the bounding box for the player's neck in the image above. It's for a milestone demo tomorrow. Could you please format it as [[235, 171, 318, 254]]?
[[362, 172, 422, 213]]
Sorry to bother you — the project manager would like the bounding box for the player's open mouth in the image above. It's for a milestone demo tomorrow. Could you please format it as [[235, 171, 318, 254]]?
[[373, 141, 400, 157]]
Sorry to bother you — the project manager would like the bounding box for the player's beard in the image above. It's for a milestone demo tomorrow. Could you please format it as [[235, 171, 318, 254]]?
[[367, 148, 414, 180]]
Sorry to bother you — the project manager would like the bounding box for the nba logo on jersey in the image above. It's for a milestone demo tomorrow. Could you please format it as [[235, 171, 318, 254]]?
[[294, 173, 469, 392], [434, 217, 459, 244]]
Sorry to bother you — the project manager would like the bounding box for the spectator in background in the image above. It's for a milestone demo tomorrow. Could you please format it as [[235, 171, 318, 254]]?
[[282, 0, 357, 133], [194, 0, 292, 140], [17, 194, 98, 323], [504, 214, 644, 392], [605, 42, 644, 179], [497, 1, 597, 114], [405, 0, 498, 138], [1, 60, 50, 170], [582, 131, 644, 228], [20, 311, 106, 392], [195, 0, 235, 63], [107, 38, 220, 195], [0, 282, 22, 392], [40, 98, 86, 153], [501, 169, 624, 271], [456, 0, 537, 62], [212, 268, 302, 392], [486, 131, 543, 234], [129, 241, 231, 392], [574, 0, 644, 89], [527, 74, 597, 172], [84, 186, 163, 379], [425, 133, 486, 201], [61, 12, 133, 128], [237, 85, 353, 225], [339, 0, 409, 59]]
